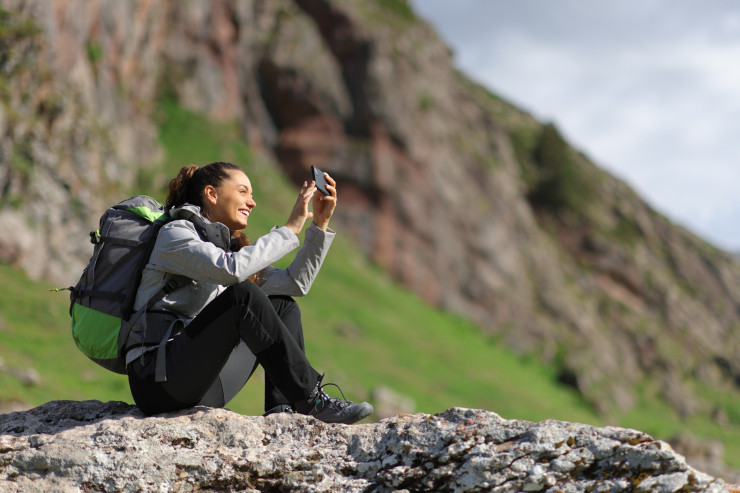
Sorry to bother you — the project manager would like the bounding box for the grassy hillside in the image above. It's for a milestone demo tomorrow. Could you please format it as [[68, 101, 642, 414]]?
[[1, 100, 738, 469]]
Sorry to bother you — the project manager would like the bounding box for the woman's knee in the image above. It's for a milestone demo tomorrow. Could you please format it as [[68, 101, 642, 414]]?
[[227, 280, 269, 306], [269, 295, 299, 317], [269, 295, 304, 348]]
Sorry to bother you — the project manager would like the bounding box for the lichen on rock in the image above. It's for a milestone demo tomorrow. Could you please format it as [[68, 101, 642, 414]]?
[[0, 400, 736, 492]]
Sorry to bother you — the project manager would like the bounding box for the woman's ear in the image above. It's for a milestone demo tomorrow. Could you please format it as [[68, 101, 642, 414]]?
[[204, 184, 218, 205]]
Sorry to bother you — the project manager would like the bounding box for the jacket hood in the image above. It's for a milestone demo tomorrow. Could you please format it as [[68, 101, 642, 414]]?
[[168, 204, 232, 251], [169, 203, 204, 220]]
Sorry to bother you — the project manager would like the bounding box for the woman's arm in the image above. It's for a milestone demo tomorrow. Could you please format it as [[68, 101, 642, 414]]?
[[258, 223, 335, 296], [153, 179, 323, 286], [260, 172, 338, 296], [153, 220, 300, 285]]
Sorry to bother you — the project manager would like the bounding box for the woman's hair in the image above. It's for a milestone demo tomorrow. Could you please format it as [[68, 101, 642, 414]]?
[[232, 229, 262, 283], [166, 161, 243, 209]]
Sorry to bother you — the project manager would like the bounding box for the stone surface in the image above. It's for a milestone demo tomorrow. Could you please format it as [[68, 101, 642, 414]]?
[[0, 401, 737, 492]]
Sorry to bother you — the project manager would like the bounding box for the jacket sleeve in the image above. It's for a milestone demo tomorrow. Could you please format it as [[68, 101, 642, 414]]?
[[258, 223, 335, 296], [151, 220, 300, 285]]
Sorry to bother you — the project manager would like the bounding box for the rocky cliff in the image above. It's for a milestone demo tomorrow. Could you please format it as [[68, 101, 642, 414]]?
[[2, 0, 740, 424], [0, 400, 736, 492]]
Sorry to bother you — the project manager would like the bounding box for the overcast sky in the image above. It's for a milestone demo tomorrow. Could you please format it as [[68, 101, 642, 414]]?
[[409, 0, 740, 252]]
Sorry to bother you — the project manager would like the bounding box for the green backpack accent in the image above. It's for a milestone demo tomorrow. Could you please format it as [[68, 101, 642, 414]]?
[[69, 196, 171, 374]]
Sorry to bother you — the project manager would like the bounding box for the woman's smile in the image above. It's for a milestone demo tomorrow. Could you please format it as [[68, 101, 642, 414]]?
[[206, 170, 256, 230]]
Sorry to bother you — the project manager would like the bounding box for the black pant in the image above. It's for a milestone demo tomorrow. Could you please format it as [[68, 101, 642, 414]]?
[[128, 281, 321, 415]]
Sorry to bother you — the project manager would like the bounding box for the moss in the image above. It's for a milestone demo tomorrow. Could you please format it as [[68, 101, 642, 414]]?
[[0, 8, 40, 143], [525, 122, 594, 219], [0, 7, 41, 80], [358, 0, 417, 29], [7, 135, 35, 205], [376, 0, 416, 23], [86, 42, 102, 64], [629, 471, 650, 488], [0, 7, 42, 45], [418, 90, 433, 112], [510, 128, 538, 187], [609, 213, 642, 249], [86, 42, 103, 76]]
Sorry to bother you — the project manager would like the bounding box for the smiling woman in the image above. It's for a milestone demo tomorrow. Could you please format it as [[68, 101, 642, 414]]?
[[122, 161, 373, 424], [201, 168, 256, 231]]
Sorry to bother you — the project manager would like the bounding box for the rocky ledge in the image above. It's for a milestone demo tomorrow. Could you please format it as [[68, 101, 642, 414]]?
[[0, 400, 736, 492]]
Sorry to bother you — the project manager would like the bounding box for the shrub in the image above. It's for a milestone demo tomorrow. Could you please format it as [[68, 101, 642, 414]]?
[[527, 122, 591, 214]]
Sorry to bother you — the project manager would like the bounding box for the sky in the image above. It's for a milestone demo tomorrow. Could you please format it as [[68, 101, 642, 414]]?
[[409, 0, 740, 252]]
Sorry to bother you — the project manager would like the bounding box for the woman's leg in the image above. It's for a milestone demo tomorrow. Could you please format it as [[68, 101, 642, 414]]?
[[128, 281, 319, 414], [128, 281, 373, 423], [197, 340, 258, 408], [198, 296, 305, 410], [264, 295, 305, 412]]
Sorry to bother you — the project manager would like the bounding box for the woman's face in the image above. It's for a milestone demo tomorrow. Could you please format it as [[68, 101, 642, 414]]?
[[204, 170, 256, 230]]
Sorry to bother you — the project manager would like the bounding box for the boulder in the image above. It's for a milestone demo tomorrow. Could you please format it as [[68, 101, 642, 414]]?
[[0, 400, 736, 492]]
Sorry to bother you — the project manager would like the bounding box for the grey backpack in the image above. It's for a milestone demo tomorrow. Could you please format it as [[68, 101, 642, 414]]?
[[69, 196, 174, 374], [69, 196, 231, 377]]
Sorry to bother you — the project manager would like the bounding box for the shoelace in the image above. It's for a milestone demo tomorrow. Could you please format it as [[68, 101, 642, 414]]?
[[318, 382, 352, 410], [314, 374, 352, 411]]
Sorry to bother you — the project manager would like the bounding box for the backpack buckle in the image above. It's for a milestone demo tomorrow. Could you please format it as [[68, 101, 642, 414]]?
[[89, 230, 101, 244]]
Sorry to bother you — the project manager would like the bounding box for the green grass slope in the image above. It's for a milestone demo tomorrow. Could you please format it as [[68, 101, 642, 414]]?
[[0, 100, 738, 469]]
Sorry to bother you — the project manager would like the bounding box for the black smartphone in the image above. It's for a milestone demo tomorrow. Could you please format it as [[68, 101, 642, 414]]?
[[311, 165, 331, 196]]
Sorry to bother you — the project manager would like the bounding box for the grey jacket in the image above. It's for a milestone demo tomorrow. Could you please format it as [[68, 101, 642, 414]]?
[[133, 204, 335, 321]]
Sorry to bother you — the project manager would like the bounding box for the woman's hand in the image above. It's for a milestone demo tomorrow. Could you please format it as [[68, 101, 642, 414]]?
[[285, 181, 315, 235], [312, 172, 337, 231]]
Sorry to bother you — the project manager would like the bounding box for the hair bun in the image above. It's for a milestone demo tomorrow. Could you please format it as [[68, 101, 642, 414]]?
[[166, 165, 199, 208]]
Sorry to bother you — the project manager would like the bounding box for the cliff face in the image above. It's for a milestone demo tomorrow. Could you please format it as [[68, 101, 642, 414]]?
[[0, 0, 165, 282], [2, 0, 740, 419], [0, 400, 735, 492]]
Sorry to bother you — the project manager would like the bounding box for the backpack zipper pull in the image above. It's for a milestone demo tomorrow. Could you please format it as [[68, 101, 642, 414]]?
[[49, 287, 72, 292]]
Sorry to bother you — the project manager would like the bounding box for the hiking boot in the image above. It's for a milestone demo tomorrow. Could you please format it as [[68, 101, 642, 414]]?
[[295, 374, 373, 424], [263, 404, 295, 416]]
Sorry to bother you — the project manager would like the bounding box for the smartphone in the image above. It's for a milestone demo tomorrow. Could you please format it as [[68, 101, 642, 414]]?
[[311, 165, 331, 196]]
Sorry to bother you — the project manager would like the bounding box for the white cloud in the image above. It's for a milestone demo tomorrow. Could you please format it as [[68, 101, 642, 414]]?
[[411, 0, 740, 251]]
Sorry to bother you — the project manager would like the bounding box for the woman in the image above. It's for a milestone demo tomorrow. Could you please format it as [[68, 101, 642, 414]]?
[[125, 161, 373, 424]]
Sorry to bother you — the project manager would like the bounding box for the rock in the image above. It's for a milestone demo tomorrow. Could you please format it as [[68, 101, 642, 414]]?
[[0, 358, 42, 387], [8, 368, 42, 387], [0, 401, 31, 415], [371, 385, 416, 419], [670, 433, 740, 486], [335, 322, 364, 341], [0, 400, 736, 492]]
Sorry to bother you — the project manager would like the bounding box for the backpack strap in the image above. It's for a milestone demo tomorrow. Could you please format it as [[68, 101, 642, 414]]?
[[126, 274, 189, 327], [97, 236, 145, 248], [147, 275, 190, 383], [121, 274, 192, 372], [154, 318, 184, 383], [171, 207, 231, 251], [71, 290, 124, 301], [123, 208, 230, 379], [150, 275, 192, 309]]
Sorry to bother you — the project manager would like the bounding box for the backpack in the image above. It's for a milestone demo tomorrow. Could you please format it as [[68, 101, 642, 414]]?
[[69, 196, 174, 374], [69, 196, 232, 377]]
